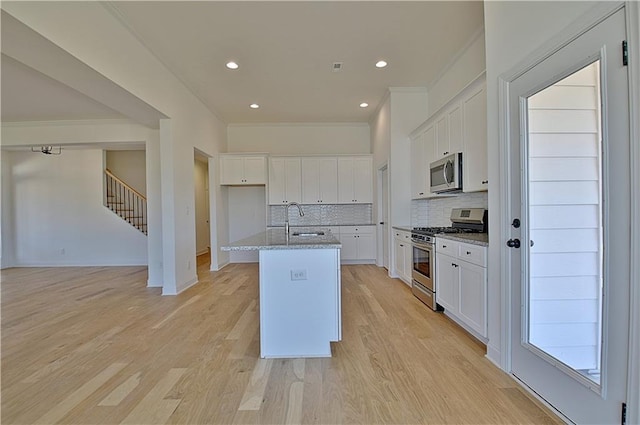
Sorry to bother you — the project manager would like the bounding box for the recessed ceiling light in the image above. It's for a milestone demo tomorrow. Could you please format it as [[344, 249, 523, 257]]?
[[375, 60, 388, 68], [250, 103, 260, 109], [360, 103, 369, 108], [226, 61, 239, 70]]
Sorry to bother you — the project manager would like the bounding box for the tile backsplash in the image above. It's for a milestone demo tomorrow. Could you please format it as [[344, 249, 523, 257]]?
[[269, 204, 373, 227], [411, 192, 488, 227]]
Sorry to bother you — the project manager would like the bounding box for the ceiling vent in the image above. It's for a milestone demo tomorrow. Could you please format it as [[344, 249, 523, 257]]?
[[332, 62, 343, 72]]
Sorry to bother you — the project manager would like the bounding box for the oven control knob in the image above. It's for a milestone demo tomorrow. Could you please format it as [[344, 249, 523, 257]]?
[[506, 238, 521, 248]]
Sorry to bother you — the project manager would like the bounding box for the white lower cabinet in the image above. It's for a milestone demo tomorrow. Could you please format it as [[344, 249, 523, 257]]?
[[339, 226, 376, 263], [435, 238, 487, 340], [393, 229, 412, 284]]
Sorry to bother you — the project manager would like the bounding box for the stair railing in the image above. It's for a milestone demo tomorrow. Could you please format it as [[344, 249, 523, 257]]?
[[104, 169, 148, 235]]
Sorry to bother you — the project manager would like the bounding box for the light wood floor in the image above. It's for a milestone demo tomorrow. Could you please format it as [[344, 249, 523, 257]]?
[[1, 257, 562, 424]]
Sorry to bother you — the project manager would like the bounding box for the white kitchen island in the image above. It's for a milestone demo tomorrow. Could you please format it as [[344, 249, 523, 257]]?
[[222, 228, 341, 358]]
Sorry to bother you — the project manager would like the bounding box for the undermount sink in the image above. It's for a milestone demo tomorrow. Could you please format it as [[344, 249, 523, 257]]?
[[291, 231, 325, 237]]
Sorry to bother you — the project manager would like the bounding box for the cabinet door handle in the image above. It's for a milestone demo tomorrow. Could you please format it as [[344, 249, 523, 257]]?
[[482, 180, 489, 184], [419, 192, 424, 195], [466, 251, 471, 255]]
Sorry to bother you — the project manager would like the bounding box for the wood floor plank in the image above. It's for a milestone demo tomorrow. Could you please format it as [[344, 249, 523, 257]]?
[[1, 260, 564, 425], [98, 372, 141, 406], [237, 359, 274, 411], [34, 362, 127, 424], [120, 368, 186, 425]]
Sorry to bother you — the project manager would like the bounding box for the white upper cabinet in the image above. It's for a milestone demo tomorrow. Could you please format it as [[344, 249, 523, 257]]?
[[409, 75, 488, 196], [337, 156, 372, 204], [410, 131, 426, 199], [435, 114, 449, 159], [219, 154, 267, 185], [462, 82, 488, 192], [411, 124, 437, 199], [447, 103, 463, 156], [434, 103, 463, 160], [268, 157, 302, 205], [301, 157, 338, 204]]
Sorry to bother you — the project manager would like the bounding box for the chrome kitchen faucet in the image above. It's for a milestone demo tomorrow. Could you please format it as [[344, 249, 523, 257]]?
[[285, 202, 304, 237]]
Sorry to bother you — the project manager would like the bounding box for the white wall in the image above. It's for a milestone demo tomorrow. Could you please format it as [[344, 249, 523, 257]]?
[[427, 32, 486, 117], [106, 150, 146, 195], [7, 149, 147, 266], [1, 120, 163, 281], [228, 187, 266, 263], [388, 90, 429, 228], [3, 3, 228, 294], [227, 124, 370, 154], [484, 0, 612, 367], [371, 96, 391, 175], [194, 158, 210, 256], [1, 150, 15, 268]]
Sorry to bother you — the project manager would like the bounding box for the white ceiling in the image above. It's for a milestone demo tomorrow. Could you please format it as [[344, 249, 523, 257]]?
[[1, 1, 485, 125]]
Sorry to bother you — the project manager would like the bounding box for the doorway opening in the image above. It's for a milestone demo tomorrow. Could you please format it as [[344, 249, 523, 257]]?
[[194, 149, 211, 272]]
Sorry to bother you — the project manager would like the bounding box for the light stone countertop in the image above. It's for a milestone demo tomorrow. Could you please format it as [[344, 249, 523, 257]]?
[[221, 228, 341, 251], [435, 233, 489, 247], [392, 225, 412, 232]]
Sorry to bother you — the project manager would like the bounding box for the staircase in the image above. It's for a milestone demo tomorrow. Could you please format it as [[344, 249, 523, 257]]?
[[104, 169, 147, 235]]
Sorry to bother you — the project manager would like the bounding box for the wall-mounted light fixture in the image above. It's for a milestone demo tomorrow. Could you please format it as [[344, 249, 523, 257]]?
[[31, 146, 62, 155]]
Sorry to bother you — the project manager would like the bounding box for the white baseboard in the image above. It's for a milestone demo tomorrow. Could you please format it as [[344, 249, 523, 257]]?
[[146, 279, 162, 288], [486, 345, 504, 370], [340, 259, 376, 265], [212, 261, 230, 271], [11, 261, 147, 267], [162, 275, 198, 296]]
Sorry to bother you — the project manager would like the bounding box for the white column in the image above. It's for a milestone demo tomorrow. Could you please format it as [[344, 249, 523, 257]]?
[[146, 131, 163, 287]]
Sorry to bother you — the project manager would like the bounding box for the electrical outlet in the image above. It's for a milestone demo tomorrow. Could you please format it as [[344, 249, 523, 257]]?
[[290, 269, 307, 281]]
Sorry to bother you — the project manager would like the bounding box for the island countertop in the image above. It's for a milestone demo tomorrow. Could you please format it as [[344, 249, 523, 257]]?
[[221, 228, 342, 251]]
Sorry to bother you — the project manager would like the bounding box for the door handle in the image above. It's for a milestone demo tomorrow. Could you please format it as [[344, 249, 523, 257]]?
[[506, 239, 521, 248], [379, 222, 385, 225]]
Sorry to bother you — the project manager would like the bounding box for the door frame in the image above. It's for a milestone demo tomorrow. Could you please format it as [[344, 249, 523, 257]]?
[[376, 162, 389, 269], [496, 2, 640, 422]]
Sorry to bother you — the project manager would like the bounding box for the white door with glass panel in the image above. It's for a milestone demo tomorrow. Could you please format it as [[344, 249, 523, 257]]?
[[507, 9, 629, 424]]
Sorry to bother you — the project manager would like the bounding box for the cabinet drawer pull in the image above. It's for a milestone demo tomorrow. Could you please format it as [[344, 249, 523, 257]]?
[[466, 251, 471, 255]]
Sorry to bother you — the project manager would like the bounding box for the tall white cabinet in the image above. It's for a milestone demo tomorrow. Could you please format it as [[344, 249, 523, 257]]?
[[337, 156, 373, 204], [461, 83, 488, 192], [301, 157, 338, 204], [269, 157, 302, 205]]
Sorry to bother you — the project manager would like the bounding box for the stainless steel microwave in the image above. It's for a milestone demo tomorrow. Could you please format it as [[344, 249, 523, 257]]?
[[430, 152, 462, 193]]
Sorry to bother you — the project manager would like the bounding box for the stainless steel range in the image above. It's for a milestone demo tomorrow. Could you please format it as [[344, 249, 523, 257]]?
[[411, 208, 487, 310]]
